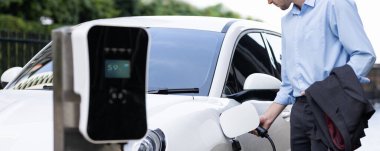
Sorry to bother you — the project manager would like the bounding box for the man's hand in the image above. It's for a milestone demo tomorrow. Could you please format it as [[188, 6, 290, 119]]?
[[250, 102, 286, 136], [250, 115, 271, 136]]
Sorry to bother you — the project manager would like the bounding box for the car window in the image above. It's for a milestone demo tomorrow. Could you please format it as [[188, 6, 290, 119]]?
[[263, 33, 282, 73], [224, 32, 279, 95], [6, 46, 53, 90]]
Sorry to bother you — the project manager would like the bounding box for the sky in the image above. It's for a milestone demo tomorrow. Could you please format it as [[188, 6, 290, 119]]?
[[182, 0, 380, 63]]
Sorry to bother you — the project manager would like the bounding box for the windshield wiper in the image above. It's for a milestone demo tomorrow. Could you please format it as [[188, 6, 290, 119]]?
[[148, 88, 199, 94], [43, 85, 53, 90]]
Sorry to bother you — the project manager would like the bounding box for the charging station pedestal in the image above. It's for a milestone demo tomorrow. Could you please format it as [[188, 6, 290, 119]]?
[[53, 24, 149, 150]]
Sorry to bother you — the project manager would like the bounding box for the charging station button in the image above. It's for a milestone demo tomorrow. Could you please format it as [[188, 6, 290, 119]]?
[[108, 88, 117, 104], [121, 89, 128, 104], [108, 87, 129, 104]]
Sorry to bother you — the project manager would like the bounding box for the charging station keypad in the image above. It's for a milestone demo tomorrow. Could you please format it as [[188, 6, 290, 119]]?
[[108, 87, 124, 104], [86, 26, 148, 140]]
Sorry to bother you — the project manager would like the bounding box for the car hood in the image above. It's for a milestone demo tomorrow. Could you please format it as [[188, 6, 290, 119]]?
[[146, 94, 194, 117], [0, 91, 194, 128], [0, 91, 196, 151], [0, 92, 195, 118], [0, 90, 53, 151]]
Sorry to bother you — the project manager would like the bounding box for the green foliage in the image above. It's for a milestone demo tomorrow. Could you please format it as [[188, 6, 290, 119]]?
[[0, 14, 54, 33], [0, 0, 252, 33], [0, 0, 120, 24], [115, 0, 139, 16], [202, 4, 240, 18], [79, 0, 120, 23], [137, 0, 201, 16], [136, 0, 241, 18]]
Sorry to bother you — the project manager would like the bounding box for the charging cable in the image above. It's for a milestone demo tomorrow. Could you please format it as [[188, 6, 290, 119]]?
[[255, 126, 276, 151]]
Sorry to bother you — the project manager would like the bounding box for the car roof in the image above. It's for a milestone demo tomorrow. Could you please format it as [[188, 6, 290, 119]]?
[[80, 16, 279, 33]]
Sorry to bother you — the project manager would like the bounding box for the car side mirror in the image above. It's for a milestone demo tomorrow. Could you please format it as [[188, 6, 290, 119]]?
[[226, 73, 281, 102], [1, 67, 22, 88], [220, 102, 260, 138], [244, 73, 281, 90]]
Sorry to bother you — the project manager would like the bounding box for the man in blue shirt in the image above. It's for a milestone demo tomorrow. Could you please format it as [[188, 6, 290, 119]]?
[[258, 0, 376, 150]]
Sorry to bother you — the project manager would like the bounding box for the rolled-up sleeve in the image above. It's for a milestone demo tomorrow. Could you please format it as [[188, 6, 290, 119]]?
[[274, 71, 294, 105]]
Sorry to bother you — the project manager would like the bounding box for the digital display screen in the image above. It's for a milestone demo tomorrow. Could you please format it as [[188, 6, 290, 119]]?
[[105, 60, 131, 78]]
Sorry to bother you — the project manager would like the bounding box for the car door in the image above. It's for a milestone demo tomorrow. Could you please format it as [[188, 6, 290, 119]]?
[[222, 31, 291, 151]]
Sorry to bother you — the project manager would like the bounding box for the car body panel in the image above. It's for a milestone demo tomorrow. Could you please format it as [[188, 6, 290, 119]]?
[[210, 20, 280, 98], [0, 16, 289, 151], [148, 96, 239, 151], [0, 90, 53, 151], [125, 95, 240, 151], [238, 100, 291, 151]]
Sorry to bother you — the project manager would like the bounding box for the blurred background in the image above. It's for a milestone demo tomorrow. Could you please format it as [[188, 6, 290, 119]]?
[[1, 0, 379, 105]]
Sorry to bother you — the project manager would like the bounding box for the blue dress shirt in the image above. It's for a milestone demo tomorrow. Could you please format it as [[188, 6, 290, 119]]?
[[274, 0, 376, 105]]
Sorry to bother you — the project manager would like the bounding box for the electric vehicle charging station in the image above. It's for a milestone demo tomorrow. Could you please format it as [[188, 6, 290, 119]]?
[[53, 24, 149, 150]]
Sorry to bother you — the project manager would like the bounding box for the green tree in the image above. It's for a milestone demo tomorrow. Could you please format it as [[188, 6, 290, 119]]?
[[78, 0, 120, 23], [202, 4, 240, 18], [0, 14, 46, 32], [115, 0, 139, 16], [136, 0, 240, 18], [135, 0, 240, 18], [0, 0, 119, 24], [0, 0, 251, 33]]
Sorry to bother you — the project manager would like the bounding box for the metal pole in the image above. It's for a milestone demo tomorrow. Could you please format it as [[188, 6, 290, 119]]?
[[52, 27, 121, 151]]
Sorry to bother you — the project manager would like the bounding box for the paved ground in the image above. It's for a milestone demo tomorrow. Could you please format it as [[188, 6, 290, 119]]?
[[357, 103, 380, 151]]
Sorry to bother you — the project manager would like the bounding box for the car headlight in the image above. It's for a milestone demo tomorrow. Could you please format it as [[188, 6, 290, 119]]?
[[138, 129, 166, 151]]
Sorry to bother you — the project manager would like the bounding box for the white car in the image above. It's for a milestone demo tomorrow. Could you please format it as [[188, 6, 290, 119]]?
[[0, 16, 291, 151]]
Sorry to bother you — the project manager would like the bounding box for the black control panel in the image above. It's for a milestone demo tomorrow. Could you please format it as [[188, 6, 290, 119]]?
[[86, 26, 148, 140]]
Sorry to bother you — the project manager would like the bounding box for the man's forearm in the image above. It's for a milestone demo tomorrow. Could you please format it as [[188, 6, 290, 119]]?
[[261, 102, 287, 129]]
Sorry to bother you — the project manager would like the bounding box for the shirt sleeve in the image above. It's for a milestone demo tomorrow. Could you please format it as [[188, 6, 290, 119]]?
[[274, 34, 294, 105], [274, 69, 294, 105], [329, 0, 376, 83]]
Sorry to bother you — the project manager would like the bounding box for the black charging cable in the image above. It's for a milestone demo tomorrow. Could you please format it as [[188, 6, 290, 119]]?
[[255, 126, 276, 151]]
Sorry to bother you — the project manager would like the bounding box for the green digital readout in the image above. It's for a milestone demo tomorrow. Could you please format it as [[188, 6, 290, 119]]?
[[105, 60, 131, 78]]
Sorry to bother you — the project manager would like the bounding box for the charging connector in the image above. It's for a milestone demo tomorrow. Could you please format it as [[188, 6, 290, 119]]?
[[255, 126, 269, 138], [255, 126, 276, 151]]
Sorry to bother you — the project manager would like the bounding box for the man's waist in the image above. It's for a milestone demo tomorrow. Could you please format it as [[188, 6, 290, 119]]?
[[295, 95, 306, 102]]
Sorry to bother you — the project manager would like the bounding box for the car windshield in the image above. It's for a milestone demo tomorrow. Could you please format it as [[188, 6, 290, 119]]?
[[6, 44, 53, 90], [7, 28, 224, 96], [147, 28, 224, 96]]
